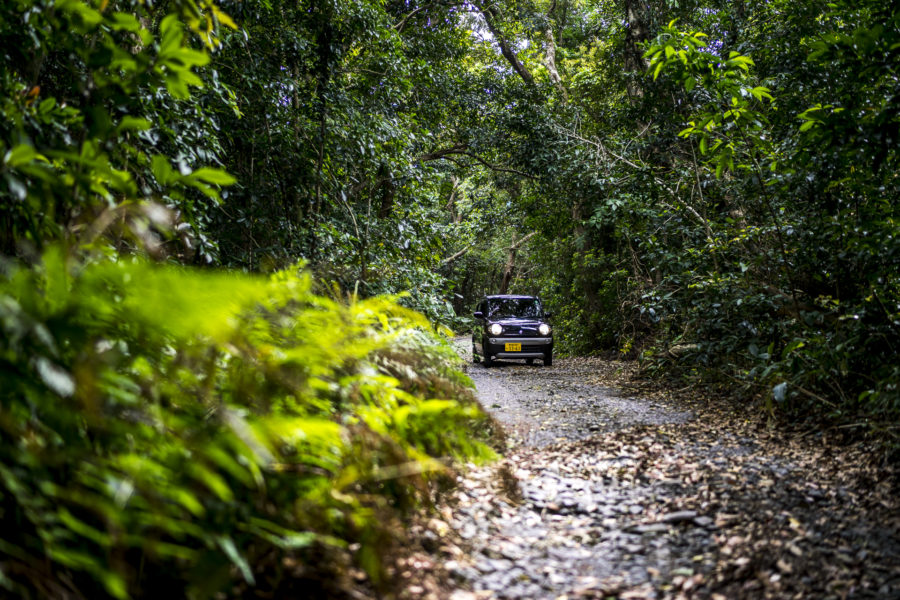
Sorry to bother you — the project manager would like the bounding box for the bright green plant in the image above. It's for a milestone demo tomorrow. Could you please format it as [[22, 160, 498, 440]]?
[[0, 248, 493, 599], [646, 22, 775, 179]]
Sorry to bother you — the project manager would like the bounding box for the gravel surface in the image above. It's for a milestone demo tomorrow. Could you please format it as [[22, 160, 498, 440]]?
[[411, 340, 900, 600], [467, 355, 691, 447]]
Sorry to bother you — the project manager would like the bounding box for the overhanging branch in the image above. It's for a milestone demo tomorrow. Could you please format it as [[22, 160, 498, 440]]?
[[474, 2, 535, 87], [394, 4, 432, 33], [420, 143, 467, 162], [459, 151, 537, 179], [442, 246, 471, 264], [420, 144, 538, 179]]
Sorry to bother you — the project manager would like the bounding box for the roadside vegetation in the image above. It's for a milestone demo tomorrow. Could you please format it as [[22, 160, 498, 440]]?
[[0, 1, 496, 596], [0, 250, 495, 597], [1, 0, 898, 597]]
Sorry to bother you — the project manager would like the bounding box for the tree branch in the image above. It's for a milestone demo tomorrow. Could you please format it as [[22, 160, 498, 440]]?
[[420, 144, 538, 179], [394, 4, 431, 33], [552, 125, 718, 238], [544, 28, 567, 101], [444, 175, 460, 211], [420, 143, 467, 162], [623, 0, 649, 99], [511, 230, 538, 249], [475, 2, 535, 87], [499, 231, 538, 293], [459, 151, 538, 179], [442, 246, 471, 265]]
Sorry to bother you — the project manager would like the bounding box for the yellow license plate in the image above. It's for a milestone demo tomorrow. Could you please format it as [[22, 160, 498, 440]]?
[[505, 343, 522, 352]]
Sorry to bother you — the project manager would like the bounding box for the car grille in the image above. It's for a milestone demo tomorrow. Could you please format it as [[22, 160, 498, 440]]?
[[502, 326, 540, 335]]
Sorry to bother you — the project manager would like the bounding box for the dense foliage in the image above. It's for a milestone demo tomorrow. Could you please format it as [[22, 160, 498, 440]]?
[[0, 1, 493, 597], [0, 250, 493, 598], [631, 3, 900, 433], [430, 0, 900, 449]]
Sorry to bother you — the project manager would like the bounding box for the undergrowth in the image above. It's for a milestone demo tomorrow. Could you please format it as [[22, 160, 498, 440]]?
[[0, 248, 495, 599]]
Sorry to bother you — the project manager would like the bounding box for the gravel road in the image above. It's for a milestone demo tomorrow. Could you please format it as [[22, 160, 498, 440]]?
[[425, 341, 900, 600], [466, 354, 691, 447]]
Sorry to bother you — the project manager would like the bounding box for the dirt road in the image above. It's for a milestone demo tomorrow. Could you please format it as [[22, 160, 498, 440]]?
[[429, 347, 900, 600]]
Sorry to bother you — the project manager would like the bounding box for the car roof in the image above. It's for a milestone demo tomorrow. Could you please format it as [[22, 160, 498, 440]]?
[[484, 294, 538, 300]]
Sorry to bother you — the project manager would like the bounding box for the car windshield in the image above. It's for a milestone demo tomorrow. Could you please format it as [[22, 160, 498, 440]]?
[[488, 298, 543, 319]]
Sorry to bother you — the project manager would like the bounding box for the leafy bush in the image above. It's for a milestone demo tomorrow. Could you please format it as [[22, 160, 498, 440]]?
[[0, 0, 236, 261], [631, 10, 900, 451], [0, 249, 493, 599]]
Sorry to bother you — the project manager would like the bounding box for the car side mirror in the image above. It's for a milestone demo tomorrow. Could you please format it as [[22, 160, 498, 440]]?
[[544, 311, 553, 318], [473, 311, 484, 319]]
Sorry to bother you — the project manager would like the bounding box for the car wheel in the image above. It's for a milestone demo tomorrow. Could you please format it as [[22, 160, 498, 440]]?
[[543, 352, 553, 367], [483, 344, 493, 368], [526, 358, 534, 365]]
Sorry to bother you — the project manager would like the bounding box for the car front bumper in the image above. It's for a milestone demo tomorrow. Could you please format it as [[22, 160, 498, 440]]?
[[486, 337, 553, 359]]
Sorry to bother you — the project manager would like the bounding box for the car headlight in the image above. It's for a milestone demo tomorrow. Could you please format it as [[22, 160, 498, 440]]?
[[539, 323, 551, 336], [489, 323, 503, 335]]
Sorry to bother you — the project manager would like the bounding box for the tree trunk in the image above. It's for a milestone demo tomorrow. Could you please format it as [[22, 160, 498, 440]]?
[[445, 175, 460, 222], [544, 29, 567, 101], [376, 163, 394, 218], [499, 231, 537, 294], [572, 199, 603, 316], [310, 15, 334, 247], [622, 0, 649, 100]]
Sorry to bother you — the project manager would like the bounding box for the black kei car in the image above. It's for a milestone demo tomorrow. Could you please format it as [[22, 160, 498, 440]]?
[[472, 295, 553, 367]]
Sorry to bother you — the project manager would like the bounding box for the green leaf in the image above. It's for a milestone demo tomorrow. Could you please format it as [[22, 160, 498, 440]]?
[[216, 536, 255, 585], [4, 144, 40, 168], [56, 0, 103, 27], [159, 14, 183, 57], [190, 167, 237, 186], [38, 97, 57, 113], [151, 155, 173, 184], [188, 464, 234, 502], [116, 117, 152, 133], [109, 12, 141, 32], [58, 509, 112, 547], [799, 121, 817, 132], [750, 86, 774, 102]]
